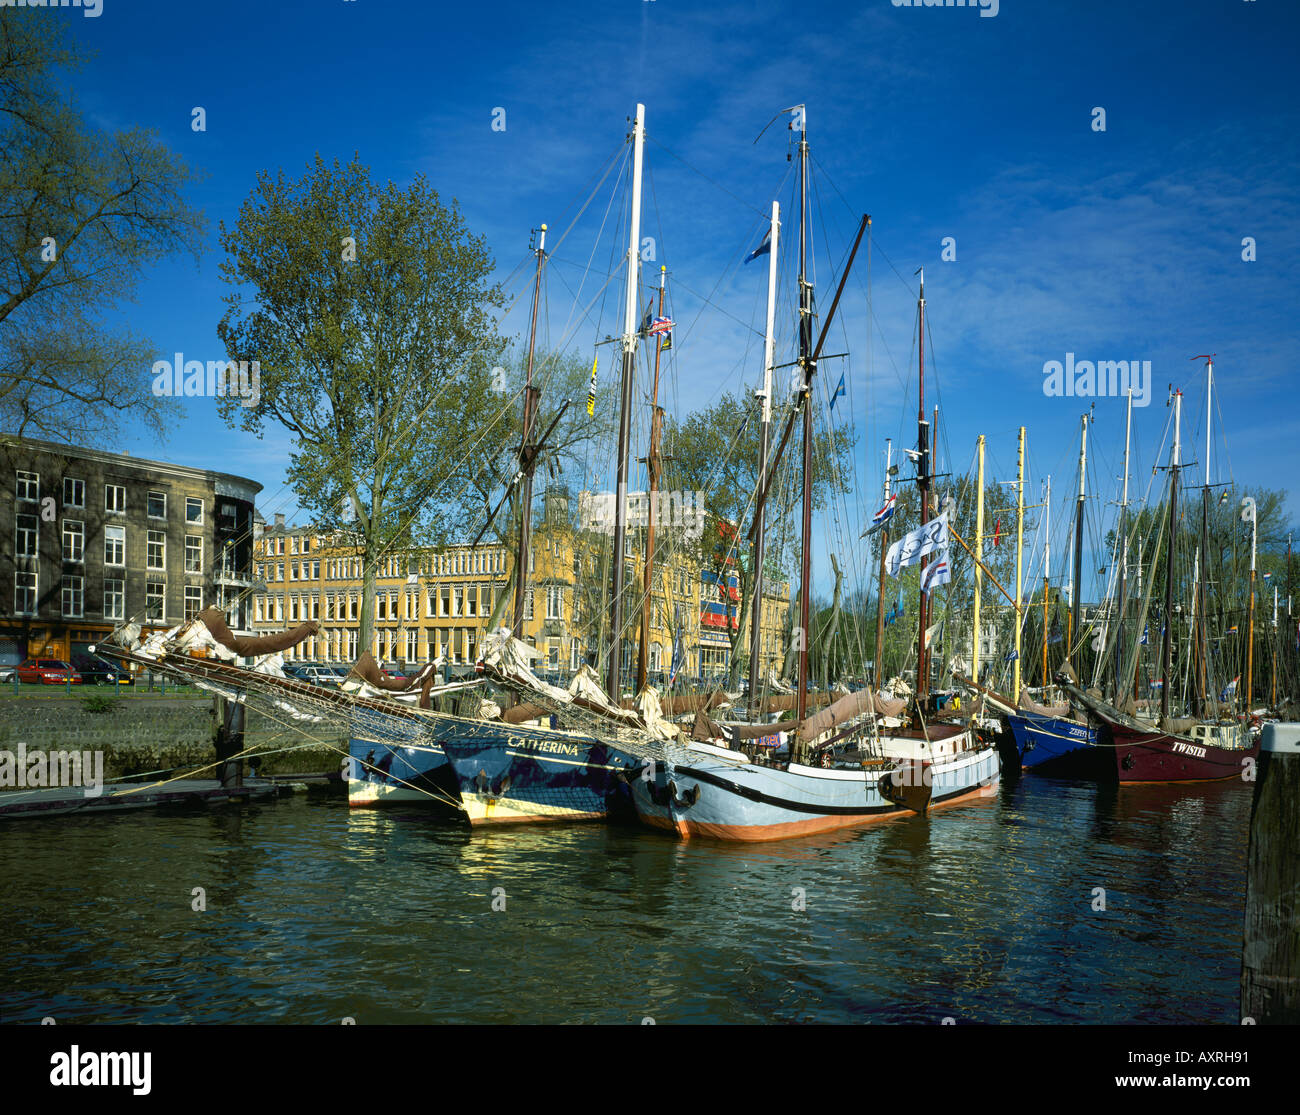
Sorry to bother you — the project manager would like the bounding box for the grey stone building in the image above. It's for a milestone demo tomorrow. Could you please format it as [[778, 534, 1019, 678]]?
[[0, 434, 260, 668]]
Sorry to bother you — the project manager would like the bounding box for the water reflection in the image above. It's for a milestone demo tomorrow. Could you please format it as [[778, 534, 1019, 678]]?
[[0, 778, 1252, 1024]]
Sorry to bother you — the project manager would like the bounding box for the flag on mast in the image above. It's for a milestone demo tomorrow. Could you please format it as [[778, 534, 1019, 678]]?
[[745, 228, 771, 264], [830, 372, 846, 411], [863, 494, 897, 536], [886, 512, 949, 577], [921, 553, 951, 595], [586, 353, 597, 416]]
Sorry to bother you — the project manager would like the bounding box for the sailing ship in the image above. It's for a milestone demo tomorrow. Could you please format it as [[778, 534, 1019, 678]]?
[[1061, 370, 1259, 783], [629, 108, 1001, 841]]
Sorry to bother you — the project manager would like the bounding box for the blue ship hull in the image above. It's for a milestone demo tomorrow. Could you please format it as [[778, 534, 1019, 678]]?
[[347, 707, 460, 810], [435, 722, 642, 826], [1005, 711, 1103, 777]]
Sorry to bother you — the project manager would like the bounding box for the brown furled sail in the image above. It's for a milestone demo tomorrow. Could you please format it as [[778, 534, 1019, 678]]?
[[346, 651, 432, 693], [199, 607, 320, 656], [796, 687, 907, 743]]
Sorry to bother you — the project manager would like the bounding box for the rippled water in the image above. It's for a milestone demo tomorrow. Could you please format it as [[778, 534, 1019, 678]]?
[[0, 775, 1252, 1024]]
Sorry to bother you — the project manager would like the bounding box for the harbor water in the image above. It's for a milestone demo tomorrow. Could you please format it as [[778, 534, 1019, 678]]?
[[0, 775, 1251, 1025]]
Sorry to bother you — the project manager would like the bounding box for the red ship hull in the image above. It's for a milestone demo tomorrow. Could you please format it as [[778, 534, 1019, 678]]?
[[1109, 721, 1258, 784]]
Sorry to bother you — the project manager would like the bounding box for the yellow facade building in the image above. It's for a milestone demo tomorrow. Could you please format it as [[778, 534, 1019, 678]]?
[[249, 489, 789, 685]]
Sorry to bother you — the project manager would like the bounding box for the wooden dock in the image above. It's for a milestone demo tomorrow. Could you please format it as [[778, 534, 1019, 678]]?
[[0, 778, 282, 820]]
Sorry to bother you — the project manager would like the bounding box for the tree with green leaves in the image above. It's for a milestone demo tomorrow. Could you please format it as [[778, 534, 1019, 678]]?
[[216, 154, 504, 656], [0, 11, 205, 442]]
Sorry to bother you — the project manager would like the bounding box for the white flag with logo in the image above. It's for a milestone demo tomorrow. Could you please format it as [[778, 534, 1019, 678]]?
[[920, 552, 951, 595], [886, 512, 949, 577]]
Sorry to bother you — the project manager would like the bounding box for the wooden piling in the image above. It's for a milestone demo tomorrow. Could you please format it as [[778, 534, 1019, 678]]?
[[213, 696, 246, 790], [1242, 722, 1300, 1023]]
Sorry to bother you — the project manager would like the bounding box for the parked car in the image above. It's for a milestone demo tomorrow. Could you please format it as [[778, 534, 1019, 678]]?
[[0, 664, 16, 684], [17, 659, 82, 685], [71, 653, 132, 685]]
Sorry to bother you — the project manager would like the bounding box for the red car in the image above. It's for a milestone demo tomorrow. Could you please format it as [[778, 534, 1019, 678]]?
[[17, 659, 83, 685]]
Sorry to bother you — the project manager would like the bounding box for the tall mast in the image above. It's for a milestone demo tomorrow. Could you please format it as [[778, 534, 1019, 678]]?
[[1195, 355, 1213, 714], [1246, 493, 1257, 713], [748, 201, 780, 702], [972, 435, 986, 688], [1041, 475, 1051, 686], [873, 439, 893, 685], [1115, 389, 1132, 698], [512, 223, 547, 637], [636, 264, 668, 693], [1160, 390, 1183, 722], [915, 270, 930, 707], [1013, 426, 1025, 701], [607, 104, 645, 699], [1070, 413, 1088, 666], [795, 111, 814, 731]]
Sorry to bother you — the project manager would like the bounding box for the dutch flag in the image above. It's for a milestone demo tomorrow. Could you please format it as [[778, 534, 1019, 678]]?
[[863, 494, 897, 536]]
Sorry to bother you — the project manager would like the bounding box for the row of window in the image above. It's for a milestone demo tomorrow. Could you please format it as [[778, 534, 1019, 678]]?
[[278, 628, 590, 671], [252, 584, 576, 624], [12, 573, 200, 622], [14, 472, 205, 522], [15, 517, 206, 572]]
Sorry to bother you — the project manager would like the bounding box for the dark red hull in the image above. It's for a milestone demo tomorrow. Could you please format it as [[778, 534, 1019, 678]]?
[[1109, 721, 1258, 784]]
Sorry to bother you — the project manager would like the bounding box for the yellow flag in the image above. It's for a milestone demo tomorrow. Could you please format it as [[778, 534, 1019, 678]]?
[[586, 353, 597, 416]]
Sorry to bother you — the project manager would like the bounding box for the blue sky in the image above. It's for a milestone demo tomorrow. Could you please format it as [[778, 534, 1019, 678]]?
[[51, 0, 1300, 599]]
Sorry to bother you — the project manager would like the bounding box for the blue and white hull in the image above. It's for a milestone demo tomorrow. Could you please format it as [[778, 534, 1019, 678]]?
[[347, 708, 460, 809], [436, 723, 642, 826]]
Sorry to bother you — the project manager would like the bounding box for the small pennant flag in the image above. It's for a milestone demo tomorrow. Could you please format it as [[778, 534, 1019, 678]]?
[[921, 554, 951, 595], [648, 316, 674, 336], [830, 372, 846, 411], [1220, 675, 1240, 701], [1140, 624, 1149, 645], [586, 353, 597, 416], [884, 596, 904, 626], [863, 494, 897, 536], [1225, 625, 1239, 635], [992, 518, 1002, 547], [1263, 571, 1272, 581], [1004, 649, 1018, 663], [745, 228, 771, 264]]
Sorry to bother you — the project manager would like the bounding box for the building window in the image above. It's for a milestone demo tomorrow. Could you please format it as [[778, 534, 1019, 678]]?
[[147, 530, 166, 570], [182, 536, 202, 574], [548, 638, 560, 668], [377, 594, 387, 620], [105, 484, 126, 514], [61, 575, 84, 618], [406, 630, 418, 660], [184, 586, 202, 621], [186, 497, 203, 525], [16, 514, 37, 560], [570, 640, 580, 670], [147, 491, 167, 519], [524, 588, 534, 621], [104, 525, 125, 566], [277, 562, 284, 581], [546, 585, 563, 620], [465, 584, 478, 617], [14, 571, 37, 616], [16, 471, 38, 502], [146, 582, 166, 621], [104, 578, 125, 621], [62, 477, 85, 508], [62, 519, 84, 563], [452, 585, 462, 617]]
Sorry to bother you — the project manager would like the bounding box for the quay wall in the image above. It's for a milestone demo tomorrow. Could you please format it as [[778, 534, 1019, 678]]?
[[0, 696, 346, 782]]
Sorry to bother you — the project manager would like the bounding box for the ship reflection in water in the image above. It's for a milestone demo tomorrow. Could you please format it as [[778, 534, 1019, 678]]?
[[0, 775, 1250, 1024]]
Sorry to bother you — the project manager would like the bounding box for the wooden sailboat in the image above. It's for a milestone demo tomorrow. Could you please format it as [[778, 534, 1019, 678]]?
[[630, 110, 1000, 841], [1062, 380, 1259, 783]]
